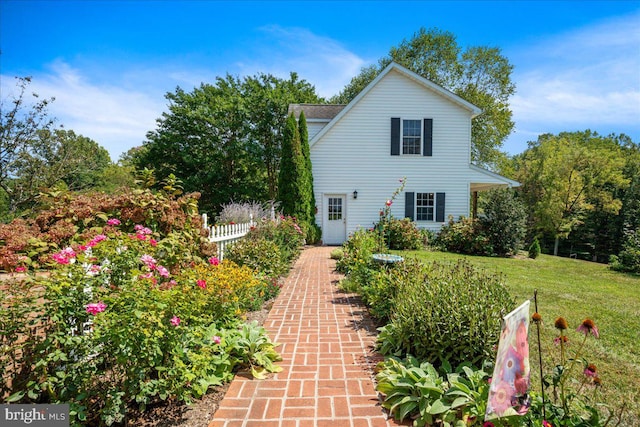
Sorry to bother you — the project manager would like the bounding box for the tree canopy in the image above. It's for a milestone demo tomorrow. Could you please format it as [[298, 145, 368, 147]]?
[[332, 27, 515, 168], [0, 78, 115, 217], [512, 130, 632, 257], [135, 72, 322, 214]]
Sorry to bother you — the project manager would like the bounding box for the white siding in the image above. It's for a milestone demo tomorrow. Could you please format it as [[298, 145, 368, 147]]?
[[311, 69, 477, 241], [307, 121, 329, 141]]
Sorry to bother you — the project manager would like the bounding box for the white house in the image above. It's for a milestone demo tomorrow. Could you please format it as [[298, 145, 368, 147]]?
[[289, 62, 519, 245]]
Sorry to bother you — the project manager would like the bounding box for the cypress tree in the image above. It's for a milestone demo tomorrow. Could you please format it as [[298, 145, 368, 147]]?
[[278, 113, 309, 223], [298, 111, 321, 242]]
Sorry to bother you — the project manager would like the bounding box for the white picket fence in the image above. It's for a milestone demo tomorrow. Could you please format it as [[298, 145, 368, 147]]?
[[203, 214, 255, 260]]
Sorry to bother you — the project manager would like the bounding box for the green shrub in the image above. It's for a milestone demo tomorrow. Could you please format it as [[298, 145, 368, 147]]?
[[610, 231, 640, 273], [246, 216, 305, 264], [435, 216, 492, 256], [529, 237, 541, 259], [377, 259, 514, 368], [335, 228, 378, 274], [386, 218, 424, 250], [226, 237, 288, 280], [479, 188, 527, 256], [329, 248, 344, 260]]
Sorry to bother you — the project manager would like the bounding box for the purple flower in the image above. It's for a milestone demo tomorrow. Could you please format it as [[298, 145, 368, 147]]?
[[86, 301, 106, 315]]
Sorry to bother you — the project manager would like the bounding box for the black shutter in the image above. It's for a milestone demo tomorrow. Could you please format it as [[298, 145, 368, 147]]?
[[435, 192, 445, 222], [405, 192, 415, 220], [423, 118, 433, 156], [391, 118, 400, 156]]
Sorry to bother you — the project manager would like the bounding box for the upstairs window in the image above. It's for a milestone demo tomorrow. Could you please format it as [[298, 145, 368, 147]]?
[[402, 119, 422, 155], [391, 118, 433, 156]]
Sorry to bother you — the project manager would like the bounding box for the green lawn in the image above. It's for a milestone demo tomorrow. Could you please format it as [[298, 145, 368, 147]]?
[[399, 250, 640, 424]]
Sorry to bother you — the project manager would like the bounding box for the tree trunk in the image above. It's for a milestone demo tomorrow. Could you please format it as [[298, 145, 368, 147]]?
[[554, 236, 559, 256]]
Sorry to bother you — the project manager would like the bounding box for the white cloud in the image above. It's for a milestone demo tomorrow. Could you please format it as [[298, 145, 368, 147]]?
[[2, 61, 168, 161], [235, 25, 368, 98], [506, 12, 640, 153]]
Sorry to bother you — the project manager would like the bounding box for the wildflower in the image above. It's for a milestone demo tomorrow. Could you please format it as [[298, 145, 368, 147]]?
[[212, 335, 221, 344], [385, 200, 392, 206], [106, 218, 121, 226], [15, 266, 27, 273], [583, 364, 597, 378], [554, 317, 568, 330], [86, 302, 107, 315], [208, 256, 220, 266], [531, 312, 542, 324], [149, 238, 158, 247], [577, 318, 599, 338], [542, 420, 553, 427], [156, 265, 169, 278], [553, 336, 569, 346], [170, 315, 181, 326], [197, 279, 207, 289]]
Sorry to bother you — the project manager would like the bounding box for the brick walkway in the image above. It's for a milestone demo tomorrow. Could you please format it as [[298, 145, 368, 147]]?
[[208, 246, 402, 427]]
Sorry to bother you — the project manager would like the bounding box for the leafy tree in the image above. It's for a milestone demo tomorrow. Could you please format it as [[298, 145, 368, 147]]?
[[1, 78, 116, 217], [242, 73, 321, 199], [479, 187, 527, 256], [278, 113, 310, 223], [1, 77, 55, 213], [513, 131, 629, 256], [136, 73, 322, 214], [332, 27, 515, 167]]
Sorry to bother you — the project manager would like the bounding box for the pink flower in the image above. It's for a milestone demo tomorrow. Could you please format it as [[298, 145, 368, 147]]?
[[149, 238, 158, 247], [212, 335, 221, 344], [139, 272, 154, 280], [52, 248, 74, 264], [156, 265, 169, 277], [107, 218, 121, 226], [15, 266, 27, 273], [542, 421, 553, 427], [577, 318, 599, 338], [140, 254, 157, 268], [583, 364, 597, 378], [208, 256, 220, 266], [170, 315, 181, 326], [483, 422, 495, 427], [385, 200, 392, 206], [61, 247, 76, 258], [88, 234, 107, 247], [86, 301, 107, 315], [197, 279, 207, 289]]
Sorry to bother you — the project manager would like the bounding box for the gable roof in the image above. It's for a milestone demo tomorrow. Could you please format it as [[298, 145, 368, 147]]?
[[309, 62, 483, 145], [288, 104, 346, 121], [469, 164, 521, 190]]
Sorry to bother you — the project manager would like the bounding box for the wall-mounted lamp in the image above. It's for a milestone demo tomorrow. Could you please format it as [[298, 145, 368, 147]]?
[[353, 190, 358, 199]]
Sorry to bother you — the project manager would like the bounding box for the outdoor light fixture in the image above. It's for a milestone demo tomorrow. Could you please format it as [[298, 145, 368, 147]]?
[[353, 190, 358, 199]]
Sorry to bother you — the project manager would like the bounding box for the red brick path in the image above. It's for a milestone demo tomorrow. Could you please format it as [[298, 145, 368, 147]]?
[[208, 246, 402, 427]]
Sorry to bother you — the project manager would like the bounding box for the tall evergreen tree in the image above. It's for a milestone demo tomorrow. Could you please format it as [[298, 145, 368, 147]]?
[[278, 113, 310, 225], [298, 111, 320, 242]]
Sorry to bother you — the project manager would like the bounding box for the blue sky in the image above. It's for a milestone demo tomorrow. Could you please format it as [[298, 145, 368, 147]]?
[[2, 1, 639, 161]]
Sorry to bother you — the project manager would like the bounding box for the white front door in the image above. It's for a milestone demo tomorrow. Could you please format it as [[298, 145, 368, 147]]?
[[324, 195, 346, 245]]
